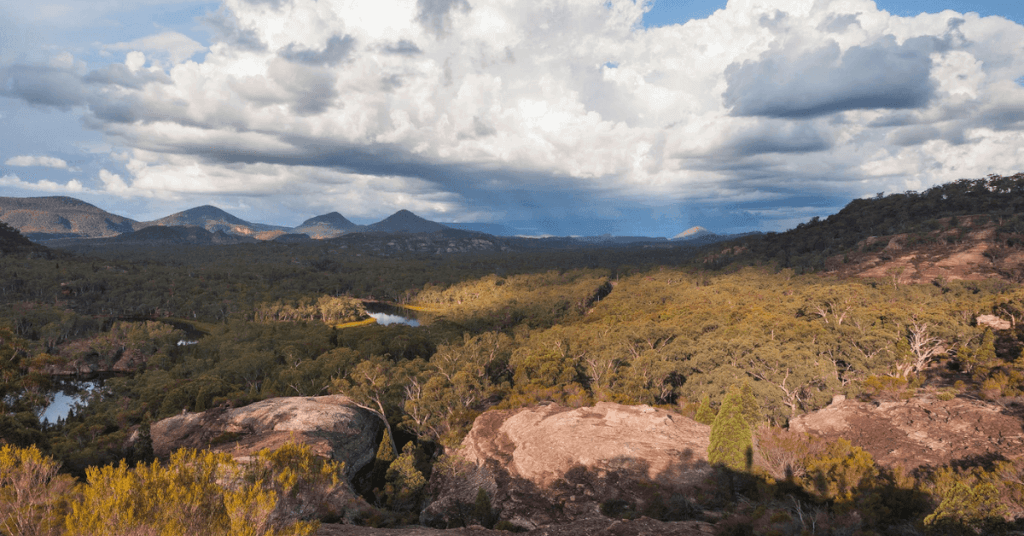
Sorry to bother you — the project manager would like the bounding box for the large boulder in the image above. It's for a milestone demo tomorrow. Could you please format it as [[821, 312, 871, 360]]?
[[151, 395, 384, 481], [789, 395, 1024, 469], [423, 402, 711, 529]]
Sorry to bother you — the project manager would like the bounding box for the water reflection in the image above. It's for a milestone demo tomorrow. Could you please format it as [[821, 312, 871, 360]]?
[[41, 381, 98, 424], [367, 312, 420, 327]]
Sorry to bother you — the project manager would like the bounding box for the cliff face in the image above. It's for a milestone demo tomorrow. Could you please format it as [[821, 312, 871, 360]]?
[[423, 402, 711, 529], [151, 395, 384, 482]]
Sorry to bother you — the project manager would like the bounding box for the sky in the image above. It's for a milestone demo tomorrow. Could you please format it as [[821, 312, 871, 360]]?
[[1, 0, 1023, 237]]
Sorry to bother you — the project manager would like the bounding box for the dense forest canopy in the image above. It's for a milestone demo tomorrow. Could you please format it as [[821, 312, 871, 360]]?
[[5, 174, 1024, 534]]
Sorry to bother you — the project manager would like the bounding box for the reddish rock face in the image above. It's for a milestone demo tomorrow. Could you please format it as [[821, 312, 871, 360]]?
[[789, 395, 1024, 469], [423, 402, 711, 529], [151, 394, 384, 481]]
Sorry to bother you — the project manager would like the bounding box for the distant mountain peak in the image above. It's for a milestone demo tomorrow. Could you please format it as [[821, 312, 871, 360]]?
[[173, 205, 244, 222], [673, 226, 714, 240], [299, 212, 355, 227], [145, 205, 286, 236], [363, 210, 448, 234], [0, 196, 138, 240], [293, 211, 359, 238]]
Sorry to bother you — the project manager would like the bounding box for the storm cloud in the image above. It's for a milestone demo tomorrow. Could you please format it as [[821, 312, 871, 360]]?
[[723, 36, 937, 118], [1, 0, 1023, 234]]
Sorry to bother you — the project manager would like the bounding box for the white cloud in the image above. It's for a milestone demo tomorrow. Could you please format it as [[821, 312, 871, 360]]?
[[0, 173, 84, 192], [3, 0, 1024, 230], [98, 169, 132, 196], [5, 155, 69, 168], [125, 51, 146, 72], [103, 31, 207, 67]]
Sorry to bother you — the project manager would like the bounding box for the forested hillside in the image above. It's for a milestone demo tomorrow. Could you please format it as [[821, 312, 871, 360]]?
[[4, 175, 1024, 534], [0, 196, 138, 240], [717, 173, 1024, 273]]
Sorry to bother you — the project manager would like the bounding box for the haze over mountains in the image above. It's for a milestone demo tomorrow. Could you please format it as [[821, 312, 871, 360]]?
[[0, 196, 722, 246]]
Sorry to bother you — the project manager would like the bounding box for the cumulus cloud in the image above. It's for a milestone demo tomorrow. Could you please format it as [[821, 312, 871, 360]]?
[[98, 169, 132, 196], [2, 0, 1024, 231], [5, 155, 70, 168], [0, 174, 84, 193]]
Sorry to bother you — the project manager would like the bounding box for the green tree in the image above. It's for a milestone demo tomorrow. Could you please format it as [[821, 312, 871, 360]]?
[[707, 386, 752, 471], [958, 329, 996, 375], [373, 428, 396, 492], [739, 382, 760, 427], [694, 394, 716, 425], [472, 488, 497, 528], [384, 442, 426, 512]]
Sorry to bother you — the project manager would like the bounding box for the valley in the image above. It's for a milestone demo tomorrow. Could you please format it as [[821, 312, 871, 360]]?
[[4, 174, 1024, 535]]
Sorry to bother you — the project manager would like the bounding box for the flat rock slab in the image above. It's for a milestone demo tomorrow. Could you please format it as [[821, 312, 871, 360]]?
[[151, 394, 384, 479], [789, 395, 1024, 469]]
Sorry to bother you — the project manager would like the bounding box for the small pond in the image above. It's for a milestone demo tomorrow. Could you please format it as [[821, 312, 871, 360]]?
[[40, 380, 101, 424]]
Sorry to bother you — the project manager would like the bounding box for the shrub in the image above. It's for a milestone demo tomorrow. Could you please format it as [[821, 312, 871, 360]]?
[[801, 439, 877, 504], [0, 444, 75, 536], [65, 444, 330, 536], [754, 426, 825, 481], [924, 480, 1006, 535], [862, 375, 914, 401], [246, 442, 347, 523]]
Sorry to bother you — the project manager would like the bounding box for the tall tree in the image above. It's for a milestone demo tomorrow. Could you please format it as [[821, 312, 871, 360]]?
[[695, 394, 716, 425], [708, 385, 753, 472]]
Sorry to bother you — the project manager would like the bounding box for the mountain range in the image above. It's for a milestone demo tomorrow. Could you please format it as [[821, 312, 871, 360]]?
[[0, 196, 719, 246]]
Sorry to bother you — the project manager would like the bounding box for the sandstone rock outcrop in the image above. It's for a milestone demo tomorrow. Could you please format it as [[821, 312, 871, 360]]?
[[789, 395, 1024, 469], [423, 402, 711, 529], [977, 314, 1012, 331], [151, 395, 384, 481]]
